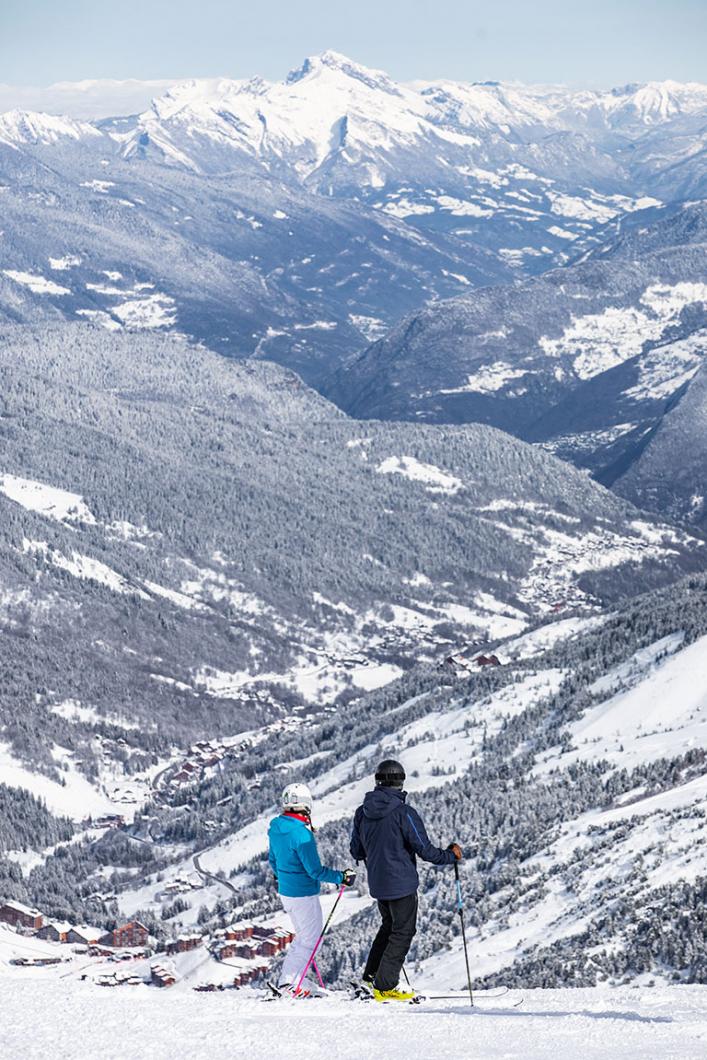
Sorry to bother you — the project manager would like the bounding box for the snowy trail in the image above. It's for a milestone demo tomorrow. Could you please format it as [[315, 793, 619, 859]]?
[[1, 980, 705, 1060]]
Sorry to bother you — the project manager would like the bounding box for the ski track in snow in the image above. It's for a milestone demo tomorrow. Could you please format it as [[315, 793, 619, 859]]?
[[0, 978, 705, 1060]]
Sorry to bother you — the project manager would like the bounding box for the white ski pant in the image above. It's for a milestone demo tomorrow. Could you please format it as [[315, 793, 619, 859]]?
[[278, 893, 323, 987]]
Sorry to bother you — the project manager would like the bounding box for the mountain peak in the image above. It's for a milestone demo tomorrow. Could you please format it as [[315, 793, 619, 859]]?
[[0, 108, 100, 145], [286, 50, 401, 95], [603, 79, 707, 124]]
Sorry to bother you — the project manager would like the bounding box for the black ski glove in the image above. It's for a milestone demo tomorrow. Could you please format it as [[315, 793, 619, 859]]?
[[342, 868, 356, 886]]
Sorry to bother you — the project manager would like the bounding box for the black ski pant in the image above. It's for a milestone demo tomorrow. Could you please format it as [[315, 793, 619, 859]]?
[[363, 892, 418, 991]]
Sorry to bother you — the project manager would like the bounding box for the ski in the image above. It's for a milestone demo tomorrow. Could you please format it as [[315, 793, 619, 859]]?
[[263, 980, 330, 1001], [416, 993, 524, 1010], [424, 987, 510, 1000], [348, 980, 374, 1001]]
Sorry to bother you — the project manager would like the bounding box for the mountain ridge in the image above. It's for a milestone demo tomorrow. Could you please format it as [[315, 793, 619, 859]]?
[[1, 52, 705, 387], [327, 201, 707, 522]]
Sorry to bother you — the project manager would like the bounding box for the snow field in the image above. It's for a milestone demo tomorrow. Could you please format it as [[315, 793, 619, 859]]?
[[538, 282, 707, 381], [0, 742, 117, 820], [440, 363, 528, 395], [22, 538, 147, 598], [0, 473, 97, 525], [0, 977, 705, 1060], [537, 632, 707, 772], [2, 270, 71, 296], [376, 454, 464, 494]]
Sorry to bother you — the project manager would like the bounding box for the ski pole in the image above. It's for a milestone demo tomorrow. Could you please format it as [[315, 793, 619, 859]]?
[[294, 884, 346, 995], [455, 861, 474, 1008], [312, 959, 325, 989]]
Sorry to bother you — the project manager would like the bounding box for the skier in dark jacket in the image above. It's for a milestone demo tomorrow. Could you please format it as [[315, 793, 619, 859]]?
[[350, 758, 462, 1001]]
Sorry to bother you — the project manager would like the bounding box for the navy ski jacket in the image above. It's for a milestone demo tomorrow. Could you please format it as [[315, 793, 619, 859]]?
[[349, 787, 456, 900]]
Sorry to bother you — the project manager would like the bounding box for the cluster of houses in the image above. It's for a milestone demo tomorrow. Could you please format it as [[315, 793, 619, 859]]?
[[154, 921, 296, 991], [78, 813, 127, 831], [97, 969, 144, 988], [0, 900, 149, 953], [170, 740, 231, 788], [154, 872, 202, 903], [150, 923, 295, 990], [209, 922, 294, 963], [445, 650, 502, 674], [1, 898, 296, 993], [165, 933, 202, 956], [151, 961, 177, 988]]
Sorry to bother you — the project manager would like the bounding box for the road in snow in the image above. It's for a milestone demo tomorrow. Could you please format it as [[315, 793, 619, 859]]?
[[0, 978, 705, 1060]]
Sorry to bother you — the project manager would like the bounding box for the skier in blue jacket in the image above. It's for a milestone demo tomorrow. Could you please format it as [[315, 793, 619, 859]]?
[[269, 782, 355, 992], [350, 759, 462, 1001]]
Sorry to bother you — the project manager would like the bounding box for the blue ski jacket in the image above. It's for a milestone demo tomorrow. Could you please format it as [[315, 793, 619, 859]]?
[[268, 813, 344, 898], [350, 787, 456, 900]]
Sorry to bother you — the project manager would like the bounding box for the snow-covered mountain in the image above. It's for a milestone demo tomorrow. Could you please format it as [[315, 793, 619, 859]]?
[[108, 56, 707, 197], [613, 360, 707, 526], [329, 202, 707, 523], [1, 54, 706, 384]]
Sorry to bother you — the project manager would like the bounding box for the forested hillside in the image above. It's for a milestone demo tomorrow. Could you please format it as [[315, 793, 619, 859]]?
[[74, 571, 707, 989], [2, 323, 700, 790]]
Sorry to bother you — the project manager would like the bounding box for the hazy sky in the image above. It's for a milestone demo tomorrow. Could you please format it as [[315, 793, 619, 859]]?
[[0, 0, 705, 88]]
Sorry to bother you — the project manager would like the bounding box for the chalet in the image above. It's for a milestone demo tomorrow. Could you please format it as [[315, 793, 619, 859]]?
[[250, 925, 275, 939], [155, 879, 190, 901], [100, 921, 150, 949], [165, 933, 202, 956], [151, 962, 176, 988], [257, 938, 281, 958], [475, 653, 501, 667], [0, 901, 44, 931], [212, 940, 246, 961], [224, 922, 253, 941], [272, 928, 294, 949], [67, 925, 103, 946], [37, 921, 72, 943], [230, 962, 267, 987], [172, 770, 193, 786], [95, 814, 125, 829]]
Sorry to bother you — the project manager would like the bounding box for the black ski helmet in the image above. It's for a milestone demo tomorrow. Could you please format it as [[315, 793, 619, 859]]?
[[375, 759, 406, 788]]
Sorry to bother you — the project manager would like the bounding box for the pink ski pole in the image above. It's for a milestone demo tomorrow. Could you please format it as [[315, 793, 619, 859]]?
[[312, 960, 325, 989], [294, 885, 346, 996]]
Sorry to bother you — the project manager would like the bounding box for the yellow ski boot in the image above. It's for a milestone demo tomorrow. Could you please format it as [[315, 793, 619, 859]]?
[[373, 986, 416, 1003]]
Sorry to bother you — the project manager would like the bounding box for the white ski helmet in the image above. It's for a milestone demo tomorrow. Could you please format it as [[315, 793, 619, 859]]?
[[281, 782, 313, 813]]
